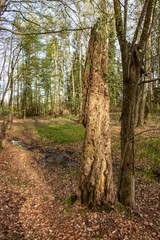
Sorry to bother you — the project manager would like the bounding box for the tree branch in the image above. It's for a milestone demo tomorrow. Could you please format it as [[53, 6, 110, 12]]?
[[128, 136, 160, 144], [124, 0, 128, 38], [113, 0, 125, 49], [0, 26, 92, 35], [139, 0, 156, 50], [132, 0, 150, 46], [134, 128, 160, 137], [138, 78, 160, 85], [5, 9, 47, 29], [128, 128, 160, 144]]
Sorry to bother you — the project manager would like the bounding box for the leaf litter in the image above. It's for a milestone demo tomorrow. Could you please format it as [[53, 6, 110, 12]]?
[[0, 117, 159, 239]]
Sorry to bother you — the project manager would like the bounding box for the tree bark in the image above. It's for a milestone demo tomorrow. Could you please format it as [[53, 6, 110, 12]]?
[[113, 0, 156, 208], [119, 44, 142, 207], [134, 85, 141, 127], [78, 26, 114, 208], [0, 0, 7, 17]]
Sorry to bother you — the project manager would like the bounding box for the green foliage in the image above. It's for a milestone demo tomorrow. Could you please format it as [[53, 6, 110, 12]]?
[[138, 169, 159, 182], [62, 195, 77, 205], [36, 124, 85, 143], [135, 136, 160, 174], [0, 143, 3, 150], [92, 231, 104, 239], [114, 201, 126, 212], [153, 87, 160, 105], [99, 204, 113, 213], [78, 209, 87, 215]]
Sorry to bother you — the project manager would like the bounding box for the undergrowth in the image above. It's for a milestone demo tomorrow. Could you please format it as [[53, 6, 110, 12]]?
[[36, 124, 85, 143], [135, 136, 160, 179]]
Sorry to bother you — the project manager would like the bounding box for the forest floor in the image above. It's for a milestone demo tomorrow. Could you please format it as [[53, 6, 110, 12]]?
[[0, 113, 160, 240]]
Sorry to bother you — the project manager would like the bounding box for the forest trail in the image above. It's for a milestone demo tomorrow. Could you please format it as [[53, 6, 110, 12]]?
[[0, 117, 160, 239]]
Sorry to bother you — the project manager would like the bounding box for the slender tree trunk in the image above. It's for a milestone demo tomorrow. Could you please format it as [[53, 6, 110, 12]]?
[[79, 25, 114, 208], [147, 37, 153, 113], [7, 75, 14, 129], [28, 49, 33, 115], [61, 59, 65, 112], [38, 78, 41, 115], [137, 54, 148, 126], [23, 81, 27, 119], [137, 82, 146, 126], [134, 85, 141, 127], [1, 77, 10, 107], [78, 1, 82, 117], [17, 75, 20, 117], [72, 69, 76, 114], [114, 0, 156, 208], [118, 43, 142, 208], [158, 4, 160, 108], [54, 44, 59, 115], [68, 37, 76, 114]]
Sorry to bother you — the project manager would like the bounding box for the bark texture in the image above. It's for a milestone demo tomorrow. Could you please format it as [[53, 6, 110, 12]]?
[[113, 0, 156, 207], [79, 26, 114, 208], [119, 43, 142, 208]]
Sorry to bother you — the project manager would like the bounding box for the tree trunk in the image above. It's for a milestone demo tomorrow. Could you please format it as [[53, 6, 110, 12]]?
[[78, 1, 82, 118], [118, 43, 143, 208], [137, 82, 146, 126], [0, 120, 7, 149], [134, 85, 141, 127], [7, 75, 14, 129], [78, 26, 114, 208], [137, 54, 148, 126], [113, 0, 156, 208], [54, 45, 59, 115]]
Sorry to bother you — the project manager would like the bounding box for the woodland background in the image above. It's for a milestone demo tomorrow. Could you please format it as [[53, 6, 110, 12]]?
[[0, 0, 160, 239]]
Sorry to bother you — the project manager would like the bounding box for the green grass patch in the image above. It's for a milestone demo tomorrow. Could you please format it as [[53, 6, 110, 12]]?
[[135, 136, 160, 171], [62, 195, 77, 205], [92, 231, 104, 239], [36, 124, 85, 143], [0, 143, 3, 150], [78, 209, 87, 215], [137, 169, 159, 182]]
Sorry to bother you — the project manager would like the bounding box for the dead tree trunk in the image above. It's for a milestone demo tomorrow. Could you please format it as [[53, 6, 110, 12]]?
[[78, 26, 114, 208]]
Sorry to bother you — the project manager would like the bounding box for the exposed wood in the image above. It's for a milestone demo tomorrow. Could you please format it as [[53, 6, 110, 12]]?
[[79, 24, 114, 207]]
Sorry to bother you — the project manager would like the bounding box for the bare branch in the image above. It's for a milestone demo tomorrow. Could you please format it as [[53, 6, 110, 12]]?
[[138, 78, 160, 85], [132, 0, 150, 46], [0, 26, 92, 35], [124, 0, 128, 38], [134, 128, 160, 137], [146, 53, 160, 61], [128, 128, 160, 144], [128, 136, 160, 144], [5, 9, 47, 29], [139, 0, 156, 50]]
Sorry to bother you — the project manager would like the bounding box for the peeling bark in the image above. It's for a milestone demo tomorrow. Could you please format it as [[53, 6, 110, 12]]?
[[78, 26, 114, 208]]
